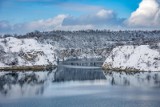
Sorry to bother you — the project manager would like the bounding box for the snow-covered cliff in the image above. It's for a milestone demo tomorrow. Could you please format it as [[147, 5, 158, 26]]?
[[103, 44, 160, 71], [0, 37, 57, 67]]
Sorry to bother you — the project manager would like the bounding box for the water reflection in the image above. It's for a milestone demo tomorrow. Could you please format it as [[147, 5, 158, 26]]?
[[0, 70, 56, 98], [54, 67, 106, 82], [104, 71, 160, 87], [0, 59, 160, 99]]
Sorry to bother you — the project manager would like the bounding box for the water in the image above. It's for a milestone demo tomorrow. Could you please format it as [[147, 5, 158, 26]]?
[[0, 59, 160, 107]]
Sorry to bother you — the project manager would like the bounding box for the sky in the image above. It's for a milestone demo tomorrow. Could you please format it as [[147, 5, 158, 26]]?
[[0, 0, 160, 34]]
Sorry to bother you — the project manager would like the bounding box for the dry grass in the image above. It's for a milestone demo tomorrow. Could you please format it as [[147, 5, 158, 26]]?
[[102, 64, 144, 72], [0, 65, 56, 71]]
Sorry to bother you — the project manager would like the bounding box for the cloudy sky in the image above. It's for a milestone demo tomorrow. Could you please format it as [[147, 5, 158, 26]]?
[[0, 0, 160, 34]]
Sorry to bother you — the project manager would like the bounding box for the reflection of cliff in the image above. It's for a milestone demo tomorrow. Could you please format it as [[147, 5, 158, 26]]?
[[54, 60, 106, 82], [54, 67, 106, 82], [104, 71, 160, 87], [0, 70, 55, 98]]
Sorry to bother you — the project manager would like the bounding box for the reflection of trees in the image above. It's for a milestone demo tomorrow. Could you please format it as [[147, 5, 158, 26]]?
[[153, 74, 160, 85], [104, 71, 160, 87], [54, 67, 106, 82], [146, 74, 151, 82], [123, 78, 130, 86], [111, 77, 115, 85], [0, 71, 55, 97]]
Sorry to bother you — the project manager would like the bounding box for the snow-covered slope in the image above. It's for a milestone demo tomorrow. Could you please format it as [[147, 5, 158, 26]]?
[[103, 44, 160, 71], [0, 37, 57, 67]]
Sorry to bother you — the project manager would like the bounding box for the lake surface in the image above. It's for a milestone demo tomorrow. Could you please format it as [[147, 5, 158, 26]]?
[[0, 59, 160, 107]]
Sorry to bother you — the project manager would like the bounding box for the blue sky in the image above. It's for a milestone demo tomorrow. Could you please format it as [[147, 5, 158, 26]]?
[[0, 0, 140, 23], [0, 0, 160, 34]]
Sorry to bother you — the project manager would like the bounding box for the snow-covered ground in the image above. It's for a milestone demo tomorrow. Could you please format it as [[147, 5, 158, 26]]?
[[0, 37, 57, 67], [103, 44, 160, 71]]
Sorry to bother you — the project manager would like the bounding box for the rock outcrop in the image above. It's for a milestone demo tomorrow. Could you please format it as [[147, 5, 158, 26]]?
[[103, 44, 160, 72], [0, 37, 57, 68]]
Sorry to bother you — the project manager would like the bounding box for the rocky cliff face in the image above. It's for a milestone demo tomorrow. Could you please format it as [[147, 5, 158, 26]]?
[[1, 30, 160, 69], [103, 44, 160, 72], [0, 36, 112, 67], [0, 37, 57, 67]]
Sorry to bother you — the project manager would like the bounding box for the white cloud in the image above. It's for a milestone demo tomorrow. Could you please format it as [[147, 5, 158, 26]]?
[[96, 9, 114, 18], [0, 9, 125, 34], [15, 14, 68, 32], [127, 0, 160, 27], [63, 9, 124, 27], [0, 14, 96, 34], [0, 14, 68, 34], [0, 21, 12, 33]]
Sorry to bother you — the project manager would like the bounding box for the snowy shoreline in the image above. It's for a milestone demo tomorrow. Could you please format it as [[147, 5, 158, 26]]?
[[103, 45, 160, 72], [102, 66, 145, 72], [0, 65, 56, 71]]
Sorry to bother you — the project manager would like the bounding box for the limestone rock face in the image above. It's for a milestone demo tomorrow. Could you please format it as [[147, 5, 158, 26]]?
[[0, 37, 57, 67], [103, 44, 160, 72]]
